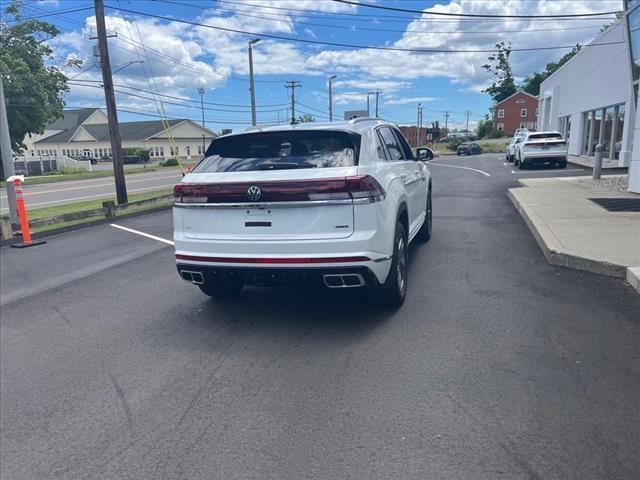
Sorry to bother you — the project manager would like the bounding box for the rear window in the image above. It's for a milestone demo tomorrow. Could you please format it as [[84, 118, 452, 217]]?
[[528, 133, 562, 140], [195, 130, 361, 173]]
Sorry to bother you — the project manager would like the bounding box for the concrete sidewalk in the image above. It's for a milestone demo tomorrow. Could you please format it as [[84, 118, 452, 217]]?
[[508, 175, 640, 293]]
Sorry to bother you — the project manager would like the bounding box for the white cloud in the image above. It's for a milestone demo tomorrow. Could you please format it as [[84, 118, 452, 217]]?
[[385, 96, 440, 106]]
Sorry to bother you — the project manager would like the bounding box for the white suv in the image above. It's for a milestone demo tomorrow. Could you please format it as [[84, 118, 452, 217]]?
[[514, 131, 568, 169], [173, 119, 432, 306]]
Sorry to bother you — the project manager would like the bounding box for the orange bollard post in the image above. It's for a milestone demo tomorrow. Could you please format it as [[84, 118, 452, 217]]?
[[8, 176, 46, 248]]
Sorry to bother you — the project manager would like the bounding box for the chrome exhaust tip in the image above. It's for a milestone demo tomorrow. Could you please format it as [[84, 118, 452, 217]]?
[[180, 270, 205, 285], [323, 273, 365, 288]]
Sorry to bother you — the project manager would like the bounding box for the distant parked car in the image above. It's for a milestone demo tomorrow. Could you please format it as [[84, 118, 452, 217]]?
[[506, 133, 526, 162], [514, 131, 567, 169], [457, 142, 482, 155]]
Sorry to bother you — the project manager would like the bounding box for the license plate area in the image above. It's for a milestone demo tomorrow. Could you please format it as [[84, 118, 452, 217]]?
[[182, 204, 354, 240]]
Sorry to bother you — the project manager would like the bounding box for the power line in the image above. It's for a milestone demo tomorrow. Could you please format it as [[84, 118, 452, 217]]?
[[212, 0, 615, 24], [68, 78, 288, 109], [158, 0, 609, 36], [332, 0, 621, 18], [106, 5, 625, 54]]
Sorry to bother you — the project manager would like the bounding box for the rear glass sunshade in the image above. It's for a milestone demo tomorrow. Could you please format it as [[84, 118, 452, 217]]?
[[589, 198, 640, 212]]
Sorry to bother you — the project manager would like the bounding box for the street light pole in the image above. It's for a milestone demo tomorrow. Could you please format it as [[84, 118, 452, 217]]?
[[328, 75, 337, 121], [248, 38, 260, 126], [197, 86, 205, 127], [416, 103, 422, 148], [0, 76, 18, 224], [367, 91, 373, 117]]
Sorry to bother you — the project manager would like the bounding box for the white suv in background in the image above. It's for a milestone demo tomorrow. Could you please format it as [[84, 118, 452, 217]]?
[[506, 131, 527, 163], [514, 131, 568, 169], [173, 119, 433, 306]]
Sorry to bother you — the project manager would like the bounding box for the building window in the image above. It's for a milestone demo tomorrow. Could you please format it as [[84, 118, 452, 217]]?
[[516, 99, 525, 104], [497, 123, 504, 131], [520, 122, 527, 129], [198, 145, 204, 155], [520, 108, 528, 118], [497, 109, 504, 118], [186, 146, 191, 156]]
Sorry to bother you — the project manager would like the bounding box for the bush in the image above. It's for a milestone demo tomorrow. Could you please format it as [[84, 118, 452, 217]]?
[[43, 167, 89, 176], [161, 157, 179, 167]]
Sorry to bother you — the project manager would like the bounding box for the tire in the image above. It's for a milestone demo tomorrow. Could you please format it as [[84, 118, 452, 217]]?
[[415, 187, 432, 243], [371, 220, 408, 307], [199, 280, 243, 298], [518, 157, 527, 170], [558, 159, 567, 169]]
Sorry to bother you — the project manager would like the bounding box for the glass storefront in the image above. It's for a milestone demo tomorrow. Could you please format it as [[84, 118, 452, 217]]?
[[581, 104, 625, 157]]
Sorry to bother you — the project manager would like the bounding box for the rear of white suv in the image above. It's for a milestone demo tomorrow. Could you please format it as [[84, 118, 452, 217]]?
[[173, 119, 432, 306], [515, 131, 568, 169]]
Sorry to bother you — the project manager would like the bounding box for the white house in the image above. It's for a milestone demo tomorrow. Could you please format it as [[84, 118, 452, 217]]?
[[25, 108, 216, 161]]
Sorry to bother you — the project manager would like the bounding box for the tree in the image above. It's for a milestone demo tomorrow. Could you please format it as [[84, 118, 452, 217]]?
[[482, 42, 517, 103], [297, 113, 315, 123], [521, 45, 582, 96], [0, 1, 81, 155]]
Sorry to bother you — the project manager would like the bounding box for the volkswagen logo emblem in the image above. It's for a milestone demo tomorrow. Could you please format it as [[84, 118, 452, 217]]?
[[247, 186, 262, 202]]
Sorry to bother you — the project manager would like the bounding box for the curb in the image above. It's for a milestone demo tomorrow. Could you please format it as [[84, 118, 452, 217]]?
[[627, 267, 640, 295], [0, 204, 172, 247], [507, 188, 628, 279]]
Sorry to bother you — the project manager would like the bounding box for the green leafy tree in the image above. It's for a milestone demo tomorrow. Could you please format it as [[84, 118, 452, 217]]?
[[297, 113, 315, 123], [482, 42, 517, 103], [521, 45, 582, 96], [0, 1, 81, 158]]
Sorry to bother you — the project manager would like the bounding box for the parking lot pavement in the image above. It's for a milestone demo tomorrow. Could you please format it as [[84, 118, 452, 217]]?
[[2, 153, 639, 479]]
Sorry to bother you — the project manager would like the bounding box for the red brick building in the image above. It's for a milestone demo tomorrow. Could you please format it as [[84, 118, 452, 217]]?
[[398, 126, 444, 147], [492, 91, 538, 136]]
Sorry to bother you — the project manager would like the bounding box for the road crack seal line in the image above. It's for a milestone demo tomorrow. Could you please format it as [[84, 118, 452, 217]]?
[[108, 373, 135, 435]]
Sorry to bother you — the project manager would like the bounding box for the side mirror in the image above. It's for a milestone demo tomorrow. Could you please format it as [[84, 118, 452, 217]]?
[[417, 148, 433, 161]]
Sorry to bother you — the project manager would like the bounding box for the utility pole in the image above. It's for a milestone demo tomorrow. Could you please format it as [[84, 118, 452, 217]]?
[[197, 86, 205, 127], [416, 103, 422, 148], [285, 80, 301, 124], [248, 38, 260, 126], [0, 76, 18, 224], [328, 75, 337, 122], [374, 90, 381, 117], [94, 0, 127, 204], [464, 110, 472, 133], [443, 111, 450, 135], [367, 91, 373, 117]]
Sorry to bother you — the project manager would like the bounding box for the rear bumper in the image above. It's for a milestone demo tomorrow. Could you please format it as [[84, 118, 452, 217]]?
[[176, 263, 381, 288], [522, 152, 567, 163]]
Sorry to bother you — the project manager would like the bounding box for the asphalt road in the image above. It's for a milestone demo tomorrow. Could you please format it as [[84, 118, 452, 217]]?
[[0, 169, 183, 214], [1, 153, 639, 479]]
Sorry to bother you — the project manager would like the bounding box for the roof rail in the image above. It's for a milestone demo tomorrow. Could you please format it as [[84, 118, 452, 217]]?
[[348, 117, 384, 124]]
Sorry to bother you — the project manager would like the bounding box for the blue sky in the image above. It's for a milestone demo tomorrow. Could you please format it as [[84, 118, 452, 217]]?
[[6, 0, 624, 132]]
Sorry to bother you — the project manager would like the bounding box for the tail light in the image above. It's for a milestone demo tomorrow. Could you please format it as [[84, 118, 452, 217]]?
[[174, 175, 385, 204]]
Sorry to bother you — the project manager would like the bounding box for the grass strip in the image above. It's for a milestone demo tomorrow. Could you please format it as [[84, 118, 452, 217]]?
[[26, 188, 173, 220]]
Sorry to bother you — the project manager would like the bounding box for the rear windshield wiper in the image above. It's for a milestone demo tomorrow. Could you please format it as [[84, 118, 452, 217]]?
[[256, 162, 316, 170]]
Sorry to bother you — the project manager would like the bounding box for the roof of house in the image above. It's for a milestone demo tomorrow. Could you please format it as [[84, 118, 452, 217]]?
[[495, 90, 538, 107], [46, 108, 100, 131], [38, 119, 188, 144]]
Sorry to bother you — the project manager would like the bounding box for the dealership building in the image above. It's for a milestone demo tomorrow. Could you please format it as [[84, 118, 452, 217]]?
[[537, 9, 639, 193]]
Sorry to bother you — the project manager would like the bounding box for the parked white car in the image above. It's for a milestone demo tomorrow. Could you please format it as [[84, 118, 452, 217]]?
[[173, 119, 433, 306], [514, 131, 568, 169], [506, 132, 527, 163]]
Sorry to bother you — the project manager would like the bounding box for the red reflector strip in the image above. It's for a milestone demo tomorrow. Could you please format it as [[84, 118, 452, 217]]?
[[175, 254, 370, 264]]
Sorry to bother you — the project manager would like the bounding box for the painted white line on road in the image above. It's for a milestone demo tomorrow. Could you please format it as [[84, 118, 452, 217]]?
[[429, 162, 491, 177], [109, 224, 175, 246], [511, 169, 583, 174], [0, 184, 176, 213]]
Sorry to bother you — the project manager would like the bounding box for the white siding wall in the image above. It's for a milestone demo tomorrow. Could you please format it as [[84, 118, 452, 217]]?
[[538, 21, 632, 163]]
